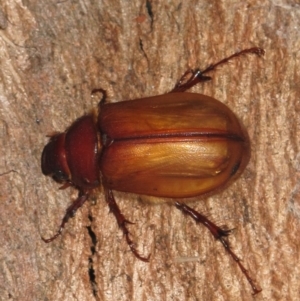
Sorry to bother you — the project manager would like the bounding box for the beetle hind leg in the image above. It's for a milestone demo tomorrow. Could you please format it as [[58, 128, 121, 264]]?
[[171, 47, 264, 93], [171, 69, 212, 92], [175, 202, 262, 295], [105, 189, 150, 262]]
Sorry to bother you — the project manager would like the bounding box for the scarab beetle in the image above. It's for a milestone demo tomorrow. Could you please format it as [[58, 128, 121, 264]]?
[[41, 48, 264, 294]]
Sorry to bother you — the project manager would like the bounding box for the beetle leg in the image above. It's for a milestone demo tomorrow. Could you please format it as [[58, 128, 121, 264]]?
[[91, 88, 108, 105], [42, 190, 89, 243], [175, 202, 262, 295], [172, 69, 211, 92], [172, 47, 265, 92], [105, 189, 150, 262], [200, 47, 265, 76]]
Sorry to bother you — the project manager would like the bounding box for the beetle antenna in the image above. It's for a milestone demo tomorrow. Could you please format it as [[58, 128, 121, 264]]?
[[175, 202, 262, 295], [105, 189, 150, 262], [42, 191, 89, 243]]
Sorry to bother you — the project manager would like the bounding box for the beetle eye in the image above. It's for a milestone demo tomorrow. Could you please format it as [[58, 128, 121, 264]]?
[[52, 170, 69, 182], [230, 161, 241, 177]]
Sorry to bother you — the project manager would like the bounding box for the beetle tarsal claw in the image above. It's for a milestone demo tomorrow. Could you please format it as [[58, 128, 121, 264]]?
[[218, 227, 233, 237], [41, 227, 63, 243], [124, 219, 135, 225], [125, 233, 150, 262]]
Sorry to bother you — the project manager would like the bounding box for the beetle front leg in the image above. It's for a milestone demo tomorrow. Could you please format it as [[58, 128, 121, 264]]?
[[42, 191, 89, 243], [105, 189, 150, 262], [175, 202, 262, 295]]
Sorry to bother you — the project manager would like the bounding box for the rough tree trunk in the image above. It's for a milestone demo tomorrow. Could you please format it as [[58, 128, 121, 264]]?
[[0, 0, 299, 301]]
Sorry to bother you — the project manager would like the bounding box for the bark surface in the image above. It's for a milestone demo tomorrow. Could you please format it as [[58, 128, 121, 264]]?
[[0, 1, 299, 300]]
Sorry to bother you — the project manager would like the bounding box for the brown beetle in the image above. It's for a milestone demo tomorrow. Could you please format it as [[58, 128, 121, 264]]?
[[41, 48, 264, 294]]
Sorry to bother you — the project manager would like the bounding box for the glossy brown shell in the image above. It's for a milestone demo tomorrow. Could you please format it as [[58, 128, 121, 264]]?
[[98, 92, 249, 198]]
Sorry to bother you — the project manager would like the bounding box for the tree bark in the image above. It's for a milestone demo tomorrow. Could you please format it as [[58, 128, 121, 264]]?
[[0, 0, 299, 300]]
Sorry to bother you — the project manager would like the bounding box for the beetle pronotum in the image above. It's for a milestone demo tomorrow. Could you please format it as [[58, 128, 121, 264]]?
[[41, 47, 264, 294]]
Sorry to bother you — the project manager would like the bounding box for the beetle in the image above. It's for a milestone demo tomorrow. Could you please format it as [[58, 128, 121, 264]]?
[[41, 47, 264, 294]]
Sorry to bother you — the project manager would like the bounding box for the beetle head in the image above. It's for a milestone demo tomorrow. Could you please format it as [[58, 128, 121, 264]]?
[[41, 133, 71, 184], [41, 114, 100, 190]]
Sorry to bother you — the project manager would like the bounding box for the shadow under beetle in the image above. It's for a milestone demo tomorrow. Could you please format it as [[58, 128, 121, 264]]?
[[41, 47, 264, 294]]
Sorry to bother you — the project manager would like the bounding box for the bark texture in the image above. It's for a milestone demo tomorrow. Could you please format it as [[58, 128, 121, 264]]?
[[0, 0, 299, 300]]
